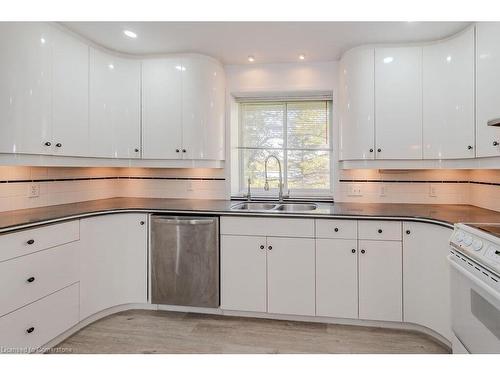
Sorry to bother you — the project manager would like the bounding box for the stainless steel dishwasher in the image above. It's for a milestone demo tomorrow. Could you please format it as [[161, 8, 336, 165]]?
[[150, 215, 219, 307]]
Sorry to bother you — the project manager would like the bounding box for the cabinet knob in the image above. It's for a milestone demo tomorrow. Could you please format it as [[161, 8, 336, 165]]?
[[140, 221, 145, 225], [361, 249, 366, 254], [369, 148, 374, 153], [26, 239, 35, 245], [182, 149, 187, 153], [55, 143, 62, 148], [377, 148, 382, 153], [467, 145, 473, 150], [26, 327, 35, 334], [334, 227, 339, 232], [378, 229, 383, 234], [134, 148, 139, 153], [260, 245, 265, 250], [268, 245, 272, 251], [406, 230, 411, 235], [44, 141, 51, 147], [27, 276, 35, 283], [176, 149, 180, 153], [493, 141, 499, 146], [351, 249, 356, 254]]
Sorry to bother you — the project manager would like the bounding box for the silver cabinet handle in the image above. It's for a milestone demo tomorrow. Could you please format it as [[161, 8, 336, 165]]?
[[487, 118, 500, 127], [152, 218, 215, 225]]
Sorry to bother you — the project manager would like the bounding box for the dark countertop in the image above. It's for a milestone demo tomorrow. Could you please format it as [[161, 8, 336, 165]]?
[[0, 197, 499, 233]]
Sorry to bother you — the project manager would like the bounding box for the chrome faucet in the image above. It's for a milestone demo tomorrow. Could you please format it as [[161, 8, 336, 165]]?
[[264, 155, 284, 202], [244, 177, 252, 201]]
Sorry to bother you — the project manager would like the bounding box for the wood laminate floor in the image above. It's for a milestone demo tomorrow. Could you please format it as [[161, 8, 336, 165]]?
[[54, 310, 450, 354]]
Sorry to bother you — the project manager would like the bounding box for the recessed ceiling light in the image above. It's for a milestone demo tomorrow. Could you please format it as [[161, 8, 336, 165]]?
[[40, 37, 46, 44], [108, 64, 115, 70], [299, 54, 305, 60], [247, 55, 255, 62], [123, 30, 137, 39]]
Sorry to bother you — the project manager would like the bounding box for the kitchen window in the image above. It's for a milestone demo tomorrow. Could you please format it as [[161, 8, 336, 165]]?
[[234, 100, 332, 197]]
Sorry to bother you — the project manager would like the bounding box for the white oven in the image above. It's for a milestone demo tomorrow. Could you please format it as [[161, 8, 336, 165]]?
[[449, 250, 500, 353]]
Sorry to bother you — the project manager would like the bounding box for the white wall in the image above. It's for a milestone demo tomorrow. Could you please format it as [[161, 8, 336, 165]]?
[[224, 61, 339, 197]]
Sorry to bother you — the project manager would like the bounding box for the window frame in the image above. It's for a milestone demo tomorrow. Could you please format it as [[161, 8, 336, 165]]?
[[235, 100, 333, 198]]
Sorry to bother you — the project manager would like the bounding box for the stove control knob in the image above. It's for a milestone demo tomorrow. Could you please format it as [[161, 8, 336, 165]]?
[[454, 231, 464, 242], [471, 240, 483, 251], [463, 235, 473, 246]]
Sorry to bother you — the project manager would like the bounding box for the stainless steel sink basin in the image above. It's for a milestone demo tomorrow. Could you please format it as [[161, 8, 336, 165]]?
[[231, 202, 278, 211], [231, 202, 318, 212], [275, 203, 318, 211]]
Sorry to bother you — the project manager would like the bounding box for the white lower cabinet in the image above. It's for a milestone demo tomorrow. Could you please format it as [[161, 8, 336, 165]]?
[[358, 240, 403, 322], [221, 235, 267, 312], [0, 283, 79, 351], [79, 214, 148, 320], [316, 239, 358, 319], [403, 222, 452, 340], [267, 237, 315, 316]]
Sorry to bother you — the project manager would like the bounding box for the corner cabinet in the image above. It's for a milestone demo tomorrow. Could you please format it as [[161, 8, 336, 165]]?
[[476, 22, 500, 157], [142, 54, 225, 161], [338, 47, 375, 160], [423, 28, 475, 159], [79, 214, 148, 320], [89, 48, 142, 159]]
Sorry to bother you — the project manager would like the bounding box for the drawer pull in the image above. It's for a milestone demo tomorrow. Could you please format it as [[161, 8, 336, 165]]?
[[361, 249, 366, 254], [334, 227, 339, 232], [26, 239, 35, 245], [406, 230, 411, 235], [351, 249, 356, 254], [260, 245, 265, 250], [268, 245, 273, 251], [26, 276, 35, 283], [378, 229, 383, 234], [26, 327, 35, 334]]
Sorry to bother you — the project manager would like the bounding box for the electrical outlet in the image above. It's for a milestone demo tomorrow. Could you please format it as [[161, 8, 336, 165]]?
[[429, 185, 437, 197], [379, 185, 387, 197], [348, 184, 363, 197], [28, 183, 40, 198]]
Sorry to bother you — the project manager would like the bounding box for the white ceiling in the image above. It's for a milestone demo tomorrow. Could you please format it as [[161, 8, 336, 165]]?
[[62, 22, 471, 65]]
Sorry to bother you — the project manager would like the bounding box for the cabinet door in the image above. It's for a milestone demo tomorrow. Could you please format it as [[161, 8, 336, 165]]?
[[316, 239, 358, 319], [0, 22, 52, 155], [358, 240, 402, 322], [423, 28, 475, 159], [221, 235, 267, 312], [181, 55, 225, 160], [476, 23, 500, 157], [403, 222, 452, 340], [338, 48, 375, 160], [89, 48, 141, 158], [51, 26, 89, 157], [79, 214, 147, 320], [267, 237, 315, 316], [142, 58, 183, 159], [375, 47, 422, 159]]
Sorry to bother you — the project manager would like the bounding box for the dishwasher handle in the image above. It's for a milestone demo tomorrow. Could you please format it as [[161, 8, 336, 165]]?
[[152, 217, 216, 225]]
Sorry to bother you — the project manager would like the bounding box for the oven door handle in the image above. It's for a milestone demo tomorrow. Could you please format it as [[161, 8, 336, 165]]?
[[448, 256, 500, 304]]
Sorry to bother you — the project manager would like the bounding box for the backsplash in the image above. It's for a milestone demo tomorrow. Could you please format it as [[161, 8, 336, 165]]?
[[0, 167, 226, 212], [0, 166, 498, 213], [336, 169, 500, 212]]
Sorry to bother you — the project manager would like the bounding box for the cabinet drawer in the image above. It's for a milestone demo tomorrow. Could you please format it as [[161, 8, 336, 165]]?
[[0, 220, 80, 262], [0, 241, 79, 317], [220, 216, 314, 238], [315, 219, 357, 239], [0, 283, 79, 352], [358, 220, 402, 241]]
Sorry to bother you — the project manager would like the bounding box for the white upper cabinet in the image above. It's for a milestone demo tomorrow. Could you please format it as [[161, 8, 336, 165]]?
[[375, 47, 423, 159], [338, 48, 375, 161], [142, 58, 183, 159], [89, 48, 141, 158], [142, 54, 225, 161], [51, 26, 89, 157], [181, 55, 225, 160], [423, 27, 475, 159], [476, 22, 500, 157], [0, 23, 52, 155]]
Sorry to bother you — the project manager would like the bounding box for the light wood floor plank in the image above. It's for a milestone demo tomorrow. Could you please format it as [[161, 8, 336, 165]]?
[[53, 310, 450, 354]]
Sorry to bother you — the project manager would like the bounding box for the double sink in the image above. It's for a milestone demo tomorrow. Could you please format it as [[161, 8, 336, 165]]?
[[231, 201, 318, 212]]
